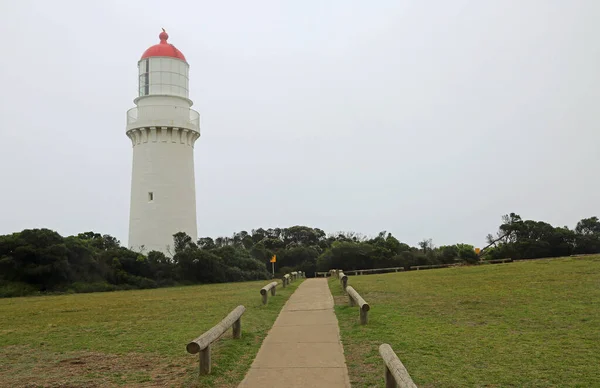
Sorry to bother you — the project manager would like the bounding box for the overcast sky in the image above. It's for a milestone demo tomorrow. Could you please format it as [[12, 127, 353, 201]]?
[[0, 0, 598, 248]]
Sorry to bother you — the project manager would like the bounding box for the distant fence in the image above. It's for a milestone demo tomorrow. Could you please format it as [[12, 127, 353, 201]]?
[[282, 271, 305, 288], [317, 254, 594, 279], [314, 270, 338, 278], [344, 264, 458, 276], [379, 344, 417, 388], [186, 305, 246, 375], [319, 258, 525, 278]]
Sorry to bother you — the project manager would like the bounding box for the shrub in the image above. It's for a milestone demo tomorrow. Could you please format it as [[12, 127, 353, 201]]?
[[0, 282, 39, 298]]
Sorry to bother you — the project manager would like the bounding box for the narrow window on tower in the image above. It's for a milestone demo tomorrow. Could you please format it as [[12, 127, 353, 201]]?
[[148, 192, 154, 202]]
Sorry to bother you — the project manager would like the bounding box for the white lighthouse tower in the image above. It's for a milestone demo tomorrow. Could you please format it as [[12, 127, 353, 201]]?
[[126, 29, 200, 255]]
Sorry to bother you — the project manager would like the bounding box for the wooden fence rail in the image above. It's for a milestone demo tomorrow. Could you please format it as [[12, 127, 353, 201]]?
[[282, 273, 290, 287], [186, 305, 246, 375], [346, 286, 370, 325], [379, 343, 417, 388], [260, 281, 278, 305], [342, 259, 518, 276], [291, 271, 298, 280], [344, 267, 405, 276]]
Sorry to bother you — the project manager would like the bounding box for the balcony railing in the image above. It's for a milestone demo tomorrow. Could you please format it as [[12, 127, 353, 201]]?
[[126, 105, 200, 132]]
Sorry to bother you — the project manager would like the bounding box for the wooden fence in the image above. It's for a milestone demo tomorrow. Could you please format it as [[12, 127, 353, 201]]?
[[186, 305, 246, 375], [346, 285, 370, 325], [260, 281, 278, 305], [329, 258, 522, 277], [379, 344, 417, 388], [344, 264, 458, 276]]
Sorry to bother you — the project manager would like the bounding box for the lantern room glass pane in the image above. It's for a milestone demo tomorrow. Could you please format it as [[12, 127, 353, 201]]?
[[138, 58, 189, 98]]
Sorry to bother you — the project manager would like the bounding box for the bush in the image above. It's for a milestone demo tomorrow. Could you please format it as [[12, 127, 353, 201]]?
[[0, 282, 39, 298], [69, 282, 118, 294]]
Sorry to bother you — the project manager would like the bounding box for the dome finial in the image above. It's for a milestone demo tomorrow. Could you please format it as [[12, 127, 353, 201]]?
[[159, 28, 169, 43]]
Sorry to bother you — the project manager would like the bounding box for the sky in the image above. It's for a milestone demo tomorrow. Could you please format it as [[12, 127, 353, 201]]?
[[0, 0, 599, 248]]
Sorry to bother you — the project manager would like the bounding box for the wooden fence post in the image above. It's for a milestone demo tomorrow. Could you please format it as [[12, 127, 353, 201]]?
[[199, 344, 211, 375], [384, 363, 395, 388], [360, 305, 369, 325], [233, 318, 241, 339]]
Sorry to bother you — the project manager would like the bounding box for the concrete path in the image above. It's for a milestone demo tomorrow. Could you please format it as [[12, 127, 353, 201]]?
[[238, 278, 351, 387]]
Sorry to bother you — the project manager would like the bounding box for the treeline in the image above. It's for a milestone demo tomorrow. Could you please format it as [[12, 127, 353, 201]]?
[[1, 213, 599, 297], [0, 230, 271, 297]]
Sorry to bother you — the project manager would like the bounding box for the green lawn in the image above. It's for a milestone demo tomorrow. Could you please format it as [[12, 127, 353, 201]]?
[[0, 279, 302, 387], [329, 257, 600, 388]]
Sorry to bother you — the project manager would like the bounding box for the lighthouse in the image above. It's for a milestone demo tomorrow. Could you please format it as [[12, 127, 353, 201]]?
[[126, 29, 200, 255]]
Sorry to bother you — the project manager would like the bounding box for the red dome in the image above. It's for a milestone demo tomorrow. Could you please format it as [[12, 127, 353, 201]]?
[[140, 29, 186, 62]]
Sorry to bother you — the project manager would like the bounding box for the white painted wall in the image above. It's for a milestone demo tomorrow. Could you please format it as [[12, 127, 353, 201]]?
[[127, 57, 200, 255], [128, 134, 198, 255]]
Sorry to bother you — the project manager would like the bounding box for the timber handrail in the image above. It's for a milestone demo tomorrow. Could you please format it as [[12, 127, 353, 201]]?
[[379, 344, 417, 388], [186, 305, 246, 375], [346, 286, 370, 325], [260, 281, 278, 304]]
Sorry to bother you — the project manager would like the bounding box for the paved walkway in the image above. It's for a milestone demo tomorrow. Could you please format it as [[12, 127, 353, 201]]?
[[238, 278, 351, 387]]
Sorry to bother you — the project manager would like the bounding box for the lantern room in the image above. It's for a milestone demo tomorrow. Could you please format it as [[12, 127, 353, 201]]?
[[137, 30, 189, 99]]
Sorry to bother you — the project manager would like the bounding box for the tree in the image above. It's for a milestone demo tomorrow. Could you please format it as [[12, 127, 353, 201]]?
[[172, 232, 197, 254], [418, 238, 434, 253], [575, 217, 600, 235], [197, 237, 216, 250]]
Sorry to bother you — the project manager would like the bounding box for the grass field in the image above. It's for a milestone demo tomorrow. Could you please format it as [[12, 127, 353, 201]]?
[[0, 279, 302, 387], [329, 257, 600, 388]]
